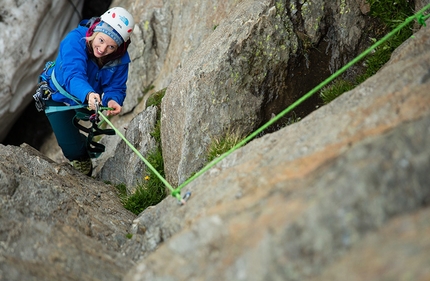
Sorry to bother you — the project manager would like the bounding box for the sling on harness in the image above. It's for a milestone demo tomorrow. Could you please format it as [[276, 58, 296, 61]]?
[[34, 61, 115, 158], [71, 99, 115, 158]]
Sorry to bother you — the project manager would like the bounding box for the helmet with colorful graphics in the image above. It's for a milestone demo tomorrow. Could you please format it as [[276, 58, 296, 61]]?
[[100, 7, 135, 44]]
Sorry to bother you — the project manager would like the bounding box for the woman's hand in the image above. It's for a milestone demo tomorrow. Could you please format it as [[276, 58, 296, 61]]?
[[107, 100, 122, 116], [87, 92, 101, 110]]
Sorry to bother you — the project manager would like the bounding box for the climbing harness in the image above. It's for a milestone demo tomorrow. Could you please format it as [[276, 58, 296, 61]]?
[[33, 61, 57, 112], [72, 99, 115, 158], [34, 61, 116, 158], [33, 81, 54, 112]]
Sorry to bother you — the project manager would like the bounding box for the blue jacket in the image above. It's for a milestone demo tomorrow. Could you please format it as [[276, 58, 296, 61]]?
[[46, 21, 130, 107]]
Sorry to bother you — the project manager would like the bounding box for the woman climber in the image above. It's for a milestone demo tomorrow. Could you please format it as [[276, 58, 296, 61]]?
[[34, 7, 135, 176]]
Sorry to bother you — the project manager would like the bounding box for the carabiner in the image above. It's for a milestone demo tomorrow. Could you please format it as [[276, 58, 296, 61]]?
[[178, 191, 192, 206]]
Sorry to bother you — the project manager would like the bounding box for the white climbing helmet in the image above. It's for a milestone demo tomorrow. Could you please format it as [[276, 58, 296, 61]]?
[[100, 7, 135, 43]]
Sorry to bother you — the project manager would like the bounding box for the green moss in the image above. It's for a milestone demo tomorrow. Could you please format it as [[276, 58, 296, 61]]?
[[340, 0, 350, 15], [146, 88, 166, 109], [289, 2, 297, 14], [276, 1, 285, 14]]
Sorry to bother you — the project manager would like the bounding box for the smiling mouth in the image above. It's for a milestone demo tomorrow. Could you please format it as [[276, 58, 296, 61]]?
[[94, 47, 104, 56]]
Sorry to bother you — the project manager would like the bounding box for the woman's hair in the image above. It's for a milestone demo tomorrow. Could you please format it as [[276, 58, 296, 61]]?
[[85, 32, 98, 44]]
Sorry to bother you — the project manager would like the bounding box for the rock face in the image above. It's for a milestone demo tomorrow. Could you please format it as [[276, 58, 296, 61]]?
[[112, 0, 245, 114], [122, 20, 430, 280], [307, 208, 430, 281], [0, 0, 84, 142], [1, 0, 430, 281], [160, 0, 376, 186], [0, 144, 136, 280]]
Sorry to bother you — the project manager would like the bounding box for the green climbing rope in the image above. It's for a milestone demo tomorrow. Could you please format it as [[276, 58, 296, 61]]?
[[99, 3, 430, 203], [97, 113, 181, 201]]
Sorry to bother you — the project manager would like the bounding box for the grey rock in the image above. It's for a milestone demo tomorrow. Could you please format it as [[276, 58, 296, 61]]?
[[0, 0, 84, 141], [306, 207, 430, 281], [0, 220, 132, 281], [97, 106, 158, 191], [2, 1, 430, 280], [123, 18, 430, 280], [0, 144, 136, 280], [114, 0, 245, 115], [160, 0, 375, 186], [125, 62, 430, 281]]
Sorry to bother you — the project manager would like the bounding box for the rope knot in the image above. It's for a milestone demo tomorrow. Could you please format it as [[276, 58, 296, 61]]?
[[417, 14, 427, 26]]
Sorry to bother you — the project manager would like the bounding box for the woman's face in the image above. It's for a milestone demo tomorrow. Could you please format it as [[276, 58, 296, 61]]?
[[91, 33, 118, 58]]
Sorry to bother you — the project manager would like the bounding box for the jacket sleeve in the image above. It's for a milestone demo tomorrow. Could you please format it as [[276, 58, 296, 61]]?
[[55, 28, 94, 104]]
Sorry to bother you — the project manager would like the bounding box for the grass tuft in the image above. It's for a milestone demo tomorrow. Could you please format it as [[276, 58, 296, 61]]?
[[115, 88, 167, 215], [207, 130, 244, 163], [320, 79, 354, 104], [146, 88, 166, 109]]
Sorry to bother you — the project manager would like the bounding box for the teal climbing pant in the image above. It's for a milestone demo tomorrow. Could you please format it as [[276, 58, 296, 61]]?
[[44, 99, 90, 161]]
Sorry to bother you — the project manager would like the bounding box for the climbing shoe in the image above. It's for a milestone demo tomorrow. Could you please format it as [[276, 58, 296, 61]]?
[[71, 158, 93, 176]]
